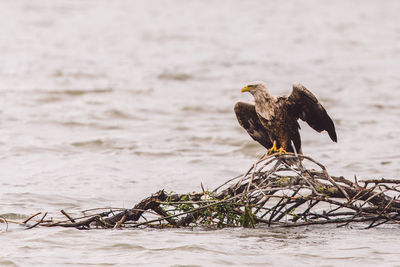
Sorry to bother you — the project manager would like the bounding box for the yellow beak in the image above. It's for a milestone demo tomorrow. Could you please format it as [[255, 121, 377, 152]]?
[[241, 85, 250, 93]]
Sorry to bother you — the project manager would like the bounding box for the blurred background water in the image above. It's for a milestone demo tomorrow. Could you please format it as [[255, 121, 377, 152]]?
[[0, 0, 399, 266]]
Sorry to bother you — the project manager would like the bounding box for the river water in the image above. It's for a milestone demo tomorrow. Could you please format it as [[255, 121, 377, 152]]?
[[0, 0, 399, 266]]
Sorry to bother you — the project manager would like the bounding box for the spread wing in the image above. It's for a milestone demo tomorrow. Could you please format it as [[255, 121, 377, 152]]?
[[287, 84, 337, 142], [234, 101, 273, 149]]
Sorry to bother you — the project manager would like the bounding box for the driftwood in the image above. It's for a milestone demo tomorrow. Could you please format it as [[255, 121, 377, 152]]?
[[4, 153, 400, 230]]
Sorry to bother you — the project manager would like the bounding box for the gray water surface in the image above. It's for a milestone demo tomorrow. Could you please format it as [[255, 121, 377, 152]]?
[[1, 0, 400, 266]]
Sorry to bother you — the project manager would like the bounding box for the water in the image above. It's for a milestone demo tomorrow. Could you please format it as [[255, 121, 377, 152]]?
[[0, 0, 399, 266]]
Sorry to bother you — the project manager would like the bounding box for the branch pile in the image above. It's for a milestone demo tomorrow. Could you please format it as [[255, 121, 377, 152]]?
[[5, 153, 400, 230]]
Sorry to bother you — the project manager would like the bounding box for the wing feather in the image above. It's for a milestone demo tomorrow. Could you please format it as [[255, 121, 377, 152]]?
[[234, 101, 272, 149], [288, 84, 337, 142]]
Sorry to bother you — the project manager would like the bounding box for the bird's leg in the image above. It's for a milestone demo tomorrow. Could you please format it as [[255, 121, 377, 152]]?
[[267, 141, 278, 155], [276, 147, 287, 155], [267, 141, 287, 155]]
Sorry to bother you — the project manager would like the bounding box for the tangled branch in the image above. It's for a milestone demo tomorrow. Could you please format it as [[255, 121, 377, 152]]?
[[5, 153, 400, 230]]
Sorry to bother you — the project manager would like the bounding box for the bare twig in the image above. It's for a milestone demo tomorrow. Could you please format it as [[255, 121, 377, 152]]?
[[23, 212, 42, 224], [26, 212, 48, 230], [61, 210, 76, 223], [0, 216, 9, 231]]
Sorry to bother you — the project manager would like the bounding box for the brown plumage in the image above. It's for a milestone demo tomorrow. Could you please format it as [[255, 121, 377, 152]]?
[[235, 82, 337, 153]]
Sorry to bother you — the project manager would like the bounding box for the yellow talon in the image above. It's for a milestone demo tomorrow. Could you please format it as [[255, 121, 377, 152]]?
[[267, 141, 287, 155], [267, 141, 278, 155], [277, 147, 287, 155]]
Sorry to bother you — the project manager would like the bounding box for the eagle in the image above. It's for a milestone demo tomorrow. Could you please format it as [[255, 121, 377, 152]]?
[[234, 82, 337, 154]]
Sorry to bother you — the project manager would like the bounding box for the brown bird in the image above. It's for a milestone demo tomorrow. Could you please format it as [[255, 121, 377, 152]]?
[[234, 82, 337, 154]]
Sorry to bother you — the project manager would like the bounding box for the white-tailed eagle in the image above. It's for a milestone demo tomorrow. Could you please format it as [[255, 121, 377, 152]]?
[[234, 82, 337, 154]]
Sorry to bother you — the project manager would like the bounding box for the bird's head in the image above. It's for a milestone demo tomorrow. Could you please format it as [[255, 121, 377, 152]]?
[[241, 82, 268, 96]]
